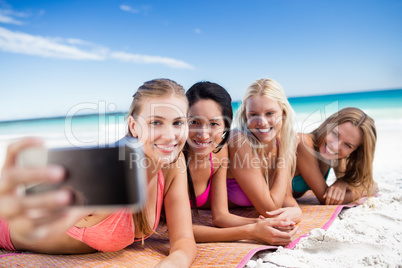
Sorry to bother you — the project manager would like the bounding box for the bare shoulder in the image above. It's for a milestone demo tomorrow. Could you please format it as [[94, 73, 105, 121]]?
[[229, 129, 247, 139], [297, 133, 315, 153], [227, 130, 252, 152], [212, 145, 229, 170], [214, 145, 228, 159], [162, 152, 187, 193]]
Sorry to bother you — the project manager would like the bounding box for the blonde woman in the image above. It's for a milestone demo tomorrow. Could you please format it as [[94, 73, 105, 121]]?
[[0, 79, 197, 267], [227, 78, 301, 223], [292, 107, 378, 205]]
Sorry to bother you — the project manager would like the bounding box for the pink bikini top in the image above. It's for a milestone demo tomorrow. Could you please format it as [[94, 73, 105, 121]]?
[[0, 218, 15, 251], [191, 153, 213, 208], [67, 170, 164, 252], [226, 139, 279, 207]]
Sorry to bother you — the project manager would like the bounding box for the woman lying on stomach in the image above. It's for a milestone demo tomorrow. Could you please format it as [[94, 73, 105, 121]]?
[[292, 107, 378, 205], [226, 78, 302, 223]]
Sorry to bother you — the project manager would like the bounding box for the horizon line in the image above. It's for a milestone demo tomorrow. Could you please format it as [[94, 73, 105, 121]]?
[[1, 88, 401, 124]]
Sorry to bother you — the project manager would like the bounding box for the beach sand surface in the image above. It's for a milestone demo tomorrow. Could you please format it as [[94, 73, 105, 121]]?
[[246, 126, 402, 267]]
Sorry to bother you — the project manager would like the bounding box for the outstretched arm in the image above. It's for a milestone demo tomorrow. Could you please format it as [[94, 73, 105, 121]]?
[[0, 138, 91, 254]]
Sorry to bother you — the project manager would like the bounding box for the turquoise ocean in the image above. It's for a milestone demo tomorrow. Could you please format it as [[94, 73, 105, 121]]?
[[1, 89, 401, 150]]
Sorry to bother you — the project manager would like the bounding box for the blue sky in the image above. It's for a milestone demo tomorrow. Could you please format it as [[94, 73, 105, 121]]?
[[0, 0, 401, 121]]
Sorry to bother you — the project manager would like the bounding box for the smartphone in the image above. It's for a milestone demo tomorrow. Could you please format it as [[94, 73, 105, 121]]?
[[17, 143, 147, 212]]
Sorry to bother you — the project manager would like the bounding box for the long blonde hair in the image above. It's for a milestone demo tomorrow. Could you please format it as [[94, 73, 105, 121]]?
[[234, 78, 297, 184], [311, 107, 377, 195], [127, 78, 188, 237]]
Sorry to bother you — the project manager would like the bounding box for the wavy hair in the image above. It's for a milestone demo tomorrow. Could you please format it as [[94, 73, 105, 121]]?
[[311, 107, 377, 196]]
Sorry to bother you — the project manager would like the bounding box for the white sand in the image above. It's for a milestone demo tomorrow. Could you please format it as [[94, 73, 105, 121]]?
[[246, 127, 402, 267]]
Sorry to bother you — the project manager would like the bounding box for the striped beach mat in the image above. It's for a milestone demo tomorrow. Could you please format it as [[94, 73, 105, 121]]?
[[0, 191, 359, 267]]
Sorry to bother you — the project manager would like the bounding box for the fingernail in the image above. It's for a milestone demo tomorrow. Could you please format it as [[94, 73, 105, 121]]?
[[55, 190, 70, 204], [30, 138, 44, 144], [48, 166, 65, 181]]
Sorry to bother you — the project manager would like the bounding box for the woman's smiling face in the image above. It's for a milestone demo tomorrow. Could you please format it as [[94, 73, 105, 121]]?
[[245, 95, 283, 144], [130, 96, 188, 165], [187, 99, 225, 155], [319, 121, 363, 160]]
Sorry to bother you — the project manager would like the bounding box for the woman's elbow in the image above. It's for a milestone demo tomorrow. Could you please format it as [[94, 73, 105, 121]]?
[[270, 200, 283, 211], [169, 238, 197, 267], [211, 214, 226, 228]]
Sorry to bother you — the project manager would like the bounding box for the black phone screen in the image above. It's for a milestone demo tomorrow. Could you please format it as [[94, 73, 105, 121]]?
[[25, 145, 145, 208]]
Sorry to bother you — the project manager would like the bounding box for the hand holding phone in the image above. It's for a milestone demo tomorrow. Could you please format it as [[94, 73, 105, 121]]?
[[0, 138, 85, 243], [17, 143, 147, 212]]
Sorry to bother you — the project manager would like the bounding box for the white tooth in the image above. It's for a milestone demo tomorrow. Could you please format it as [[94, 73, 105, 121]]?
[[157, 144, 175, 149], [326, 145, 336, 155], [195, 141, 210, 146], [258, 128, 271, 133]]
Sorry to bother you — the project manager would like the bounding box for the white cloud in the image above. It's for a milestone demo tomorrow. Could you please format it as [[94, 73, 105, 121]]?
[[120, 4, 139, 14], [0, 26, 194, 69], [0, 27, 105, 60], [1, 9, 29, 18], [67, 38, 96, 46], [0, 12, 23, 25], [110, 51, 195, 69], [0, 7, 29, 25]]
